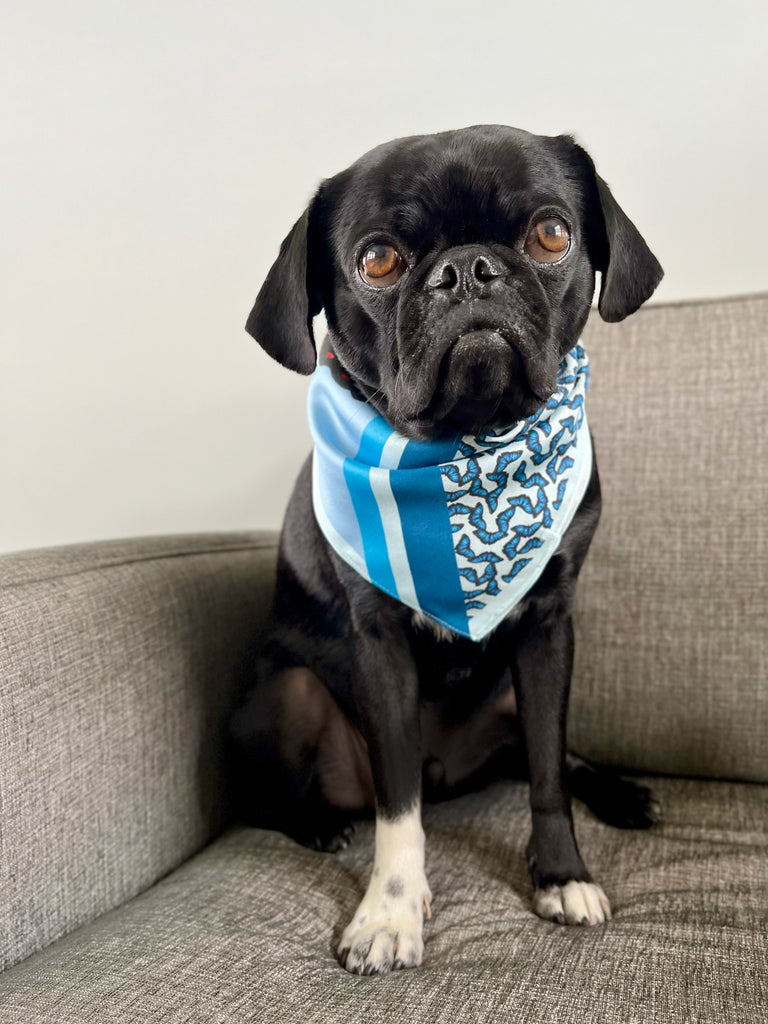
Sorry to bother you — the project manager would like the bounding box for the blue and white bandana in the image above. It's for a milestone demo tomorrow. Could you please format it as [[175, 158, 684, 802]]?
[[308, 343, 592, 642]]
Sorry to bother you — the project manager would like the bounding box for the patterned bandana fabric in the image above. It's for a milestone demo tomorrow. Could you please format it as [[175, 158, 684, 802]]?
[[308, 342, 592, 641]]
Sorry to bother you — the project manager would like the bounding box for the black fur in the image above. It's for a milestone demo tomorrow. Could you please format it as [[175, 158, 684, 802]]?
[[231, 125, 662, 956]]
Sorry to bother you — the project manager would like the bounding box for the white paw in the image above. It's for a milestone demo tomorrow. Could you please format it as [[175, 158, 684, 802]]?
[[533, 880, 612, 925], [338, 883, 431, 975]]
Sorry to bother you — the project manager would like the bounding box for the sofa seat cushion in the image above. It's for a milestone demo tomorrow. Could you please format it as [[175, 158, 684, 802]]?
[[0, 775, 765, 1024]]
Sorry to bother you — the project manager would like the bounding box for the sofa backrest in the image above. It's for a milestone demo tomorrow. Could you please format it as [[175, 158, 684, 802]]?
[[571, 293, 767, 783]]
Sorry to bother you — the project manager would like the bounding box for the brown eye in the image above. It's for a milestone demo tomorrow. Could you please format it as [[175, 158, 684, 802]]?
[[524, 216, 571, 263], [358, 242, 407, 286]]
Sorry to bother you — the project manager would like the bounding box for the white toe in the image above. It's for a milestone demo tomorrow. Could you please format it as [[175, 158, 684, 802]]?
[[533, 880, 612, 925]]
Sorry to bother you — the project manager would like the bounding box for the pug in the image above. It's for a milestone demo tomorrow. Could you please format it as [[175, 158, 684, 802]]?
[[230, 125, 663, 975]]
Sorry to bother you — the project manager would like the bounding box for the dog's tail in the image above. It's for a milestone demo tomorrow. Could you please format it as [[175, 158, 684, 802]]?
[[566, 751, 662, 829]]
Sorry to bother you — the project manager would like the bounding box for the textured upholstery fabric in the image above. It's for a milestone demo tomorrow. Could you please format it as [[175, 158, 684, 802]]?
[[0, 532, 277, 970], [571, 294, 768, 782], [0, 775, 766, 1023]]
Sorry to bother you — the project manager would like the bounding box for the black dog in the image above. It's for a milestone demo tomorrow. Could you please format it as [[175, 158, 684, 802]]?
[[231, 125, 663, 975]]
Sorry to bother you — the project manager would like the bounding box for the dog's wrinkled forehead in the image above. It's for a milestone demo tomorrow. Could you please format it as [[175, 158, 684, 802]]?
[[327, 126, 584, 256]]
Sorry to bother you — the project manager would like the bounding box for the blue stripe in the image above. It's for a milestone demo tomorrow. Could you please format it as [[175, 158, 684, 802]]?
[[398, 432, 462, 469], [343, 457, 398, 596], [356, 415, 393, 467], [389, 465, 470, 636]]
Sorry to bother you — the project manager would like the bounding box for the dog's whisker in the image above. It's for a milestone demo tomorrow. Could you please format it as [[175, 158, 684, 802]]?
[[362, 387, 385, 409]]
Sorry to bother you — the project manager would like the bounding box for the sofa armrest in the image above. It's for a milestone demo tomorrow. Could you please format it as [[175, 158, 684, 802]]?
[[0, 531, 278, 971]]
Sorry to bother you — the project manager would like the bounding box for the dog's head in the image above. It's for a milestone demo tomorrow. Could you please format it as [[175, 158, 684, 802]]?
[[247, 125, 662, 438]]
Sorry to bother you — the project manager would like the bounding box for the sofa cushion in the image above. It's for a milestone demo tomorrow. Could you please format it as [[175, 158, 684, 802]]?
[[0, 775, 765, 1023], [572, 294, 768, 782]]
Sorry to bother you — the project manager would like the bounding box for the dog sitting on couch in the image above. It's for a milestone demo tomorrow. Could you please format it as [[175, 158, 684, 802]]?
[[231, 125, 663, 975]]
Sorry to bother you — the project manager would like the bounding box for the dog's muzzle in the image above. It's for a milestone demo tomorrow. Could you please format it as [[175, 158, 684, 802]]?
[[423, 328, 555, 431], [393, 246, 560, 426], [439, 329, 516, 404]]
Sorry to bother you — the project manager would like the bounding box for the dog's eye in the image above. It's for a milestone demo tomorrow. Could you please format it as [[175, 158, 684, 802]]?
[[358, 243, 407, 287], [524, 217, 571, 263]]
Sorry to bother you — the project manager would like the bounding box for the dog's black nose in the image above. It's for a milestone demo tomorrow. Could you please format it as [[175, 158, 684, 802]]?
[[427, 246, 505, 295]]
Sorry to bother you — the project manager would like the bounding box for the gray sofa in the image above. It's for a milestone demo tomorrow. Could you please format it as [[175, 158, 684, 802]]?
[[1, 294, 766, 1023]]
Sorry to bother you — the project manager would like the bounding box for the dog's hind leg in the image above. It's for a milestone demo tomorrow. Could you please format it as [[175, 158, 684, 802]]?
[[566, 752, 661, 829], [229, 665, 365, 851]]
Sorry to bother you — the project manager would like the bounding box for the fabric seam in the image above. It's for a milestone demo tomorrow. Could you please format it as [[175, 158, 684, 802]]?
[[0, 541, 278, 591]]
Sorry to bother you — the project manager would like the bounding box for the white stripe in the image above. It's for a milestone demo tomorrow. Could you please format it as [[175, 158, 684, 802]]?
[[368, 467, 420, 610], [380, 431, 409, 469]]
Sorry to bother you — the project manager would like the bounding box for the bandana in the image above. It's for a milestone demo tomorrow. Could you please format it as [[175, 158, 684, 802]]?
[[308, 342, 592, 642]]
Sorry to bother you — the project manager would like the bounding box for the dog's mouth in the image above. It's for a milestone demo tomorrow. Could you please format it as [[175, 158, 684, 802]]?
[[402, 328, 552, 436]]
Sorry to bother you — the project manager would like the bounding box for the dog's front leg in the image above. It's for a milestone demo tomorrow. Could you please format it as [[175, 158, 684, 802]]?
[[513, 608, 612, 926], [337, 629, 431, 975]]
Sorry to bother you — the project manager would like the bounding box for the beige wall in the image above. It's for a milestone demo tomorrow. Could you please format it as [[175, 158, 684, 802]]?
[[2, 1, 767, 553]]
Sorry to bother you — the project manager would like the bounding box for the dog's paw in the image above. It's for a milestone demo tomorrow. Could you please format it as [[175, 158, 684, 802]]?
[[570, 764, 662, 830], [338, 886, 431, 975], [533, 880, 611, 926], [591, 776, 662, 830], [338, 918, 423, 975], [285, 809, 356, 853], [309, 818, 355, 853]]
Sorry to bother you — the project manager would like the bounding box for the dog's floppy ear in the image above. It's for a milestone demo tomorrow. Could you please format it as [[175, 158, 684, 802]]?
[[590, 173, 664, 322], [558, 138, 663, 322], [245, 191, 324, 374]]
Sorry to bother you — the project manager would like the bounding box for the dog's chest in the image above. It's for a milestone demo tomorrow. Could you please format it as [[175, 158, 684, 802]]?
[[409, 609, 522, 701]]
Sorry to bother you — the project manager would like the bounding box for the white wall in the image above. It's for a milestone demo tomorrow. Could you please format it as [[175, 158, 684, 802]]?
[[2, 0, 766, 554]]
